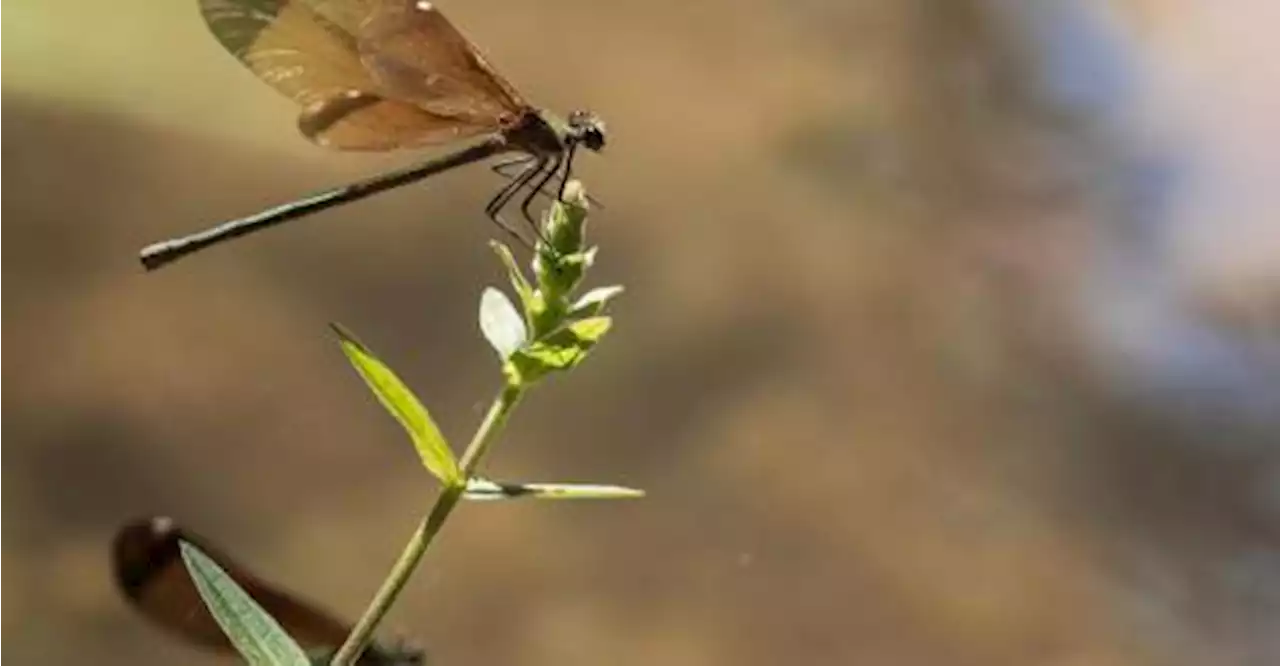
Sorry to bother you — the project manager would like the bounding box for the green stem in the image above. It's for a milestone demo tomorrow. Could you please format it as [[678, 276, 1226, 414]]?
[[330, 383, 525, 666]]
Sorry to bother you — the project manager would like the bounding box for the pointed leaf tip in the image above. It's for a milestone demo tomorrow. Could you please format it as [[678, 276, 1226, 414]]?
[[333, 324, 460, 484], [329, 321, 364, 350]]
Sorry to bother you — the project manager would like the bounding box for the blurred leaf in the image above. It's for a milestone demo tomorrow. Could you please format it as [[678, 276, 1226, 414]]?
[[464, 477, 645, 501], [479, 287, 527, 359], [179, 541, 310, 666], [331, 323, 460, 484], [574, 247, 600, 269]]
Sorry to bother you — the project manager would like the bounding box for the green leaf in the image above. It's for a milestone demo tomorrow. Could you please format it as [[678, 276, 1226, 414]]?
[[572, 247, 600, 269], [526, 293, 565, 342], [566, 316, 613, 343], [535, 256, 585, 302], [478, 287, 527, 359], [331, 323, 460, 484], [464, 477, 645, 501], [488, 240, 534, 313], [521, 343, 582, 369], [534, 185, 592, 298], [179, 541, 311, 666], [501, 357, 538, 386], [544, 183, 588, 254], [570, 285, 625, 317], [510, 338, 585, 377], [503, 316, 612, 385]]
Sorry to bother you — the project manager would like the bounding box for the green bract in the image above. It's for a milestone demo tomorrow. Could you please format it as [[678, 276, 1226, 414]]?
[[485, 183, 621, 388]]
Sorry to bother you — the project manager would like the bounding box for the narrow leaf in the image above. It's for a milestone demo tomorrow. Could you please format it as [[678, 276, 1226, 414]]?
[[331, 323, 460, 484], [489, 240, 534, 312], [479, 287, 527, 359], [179, 541, 311, 666], [464, 477, 645, 501]]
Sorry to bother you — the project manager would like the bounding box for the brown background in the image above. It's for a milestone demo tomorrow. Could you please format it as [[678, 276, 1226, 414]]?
[[5, 1, 1279, 665]]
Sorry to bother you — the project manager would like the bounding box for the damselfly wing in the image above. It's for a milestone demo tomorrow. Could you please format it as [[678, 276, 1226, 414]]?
[[112, 517, 424, 665], [141, 0, 604, 269]]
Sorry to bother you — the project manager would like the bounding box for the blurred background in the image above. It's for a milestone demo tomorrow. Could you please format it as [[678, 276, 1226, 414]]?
[[4, 0, 1279, 664]]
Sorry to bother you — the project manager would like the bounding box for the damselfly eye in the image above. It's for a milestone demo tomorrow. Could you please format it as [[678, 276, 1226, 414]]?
[[583, 126, 606, 151]]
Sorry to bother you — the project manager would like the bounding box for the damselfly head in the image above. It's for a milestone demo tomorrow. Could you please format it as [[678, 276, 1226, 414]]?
[[567, 110, 607, 151]]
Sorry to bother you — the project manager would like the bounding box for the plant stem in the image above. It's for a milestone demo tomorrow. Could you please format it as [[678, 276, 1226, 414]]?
[[458, 384, 523, 473], [330, 383, 525, 666]]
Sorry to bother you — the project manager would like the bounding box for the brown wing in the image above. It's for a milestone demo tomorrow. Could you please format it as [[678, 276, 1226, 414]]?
[[296, 87, 488, 149], [111, 517, 421, 665], [199, 0, 496, 149], [112, 517, 355, 654], [358, 0, 528, 123]]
